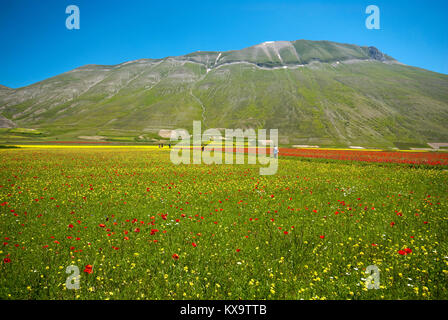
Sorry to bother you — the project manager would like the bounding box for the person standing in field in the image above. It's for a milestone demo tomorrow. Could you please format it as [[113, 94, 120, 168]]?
[[273, 145, 279, 158]]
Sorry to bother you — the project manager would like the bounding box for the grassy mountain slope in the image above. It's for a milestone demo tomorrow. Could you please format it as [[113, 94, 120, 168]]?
[[0, 40, 447, 147], [0, 84, 12, 97]]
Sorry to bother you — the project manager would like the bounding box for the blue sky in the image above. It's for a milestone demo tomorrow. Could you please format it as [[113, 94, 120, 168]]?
[[0, 0, 447, 88]]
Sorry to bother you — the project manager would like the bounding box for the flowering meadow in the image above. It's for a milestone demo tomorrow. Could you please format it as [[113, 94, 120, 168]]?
[[0, 148, 447, 300], [280, 148, 448, 166]]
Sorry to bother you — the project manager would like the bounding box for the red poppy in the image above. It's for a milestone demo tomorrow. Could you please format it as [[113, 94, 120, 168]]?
[[398, 250, 406, 255], [404, 248, 412, 254], [83, 264, 93, 274], [172, 253, 179, 260], [3, 258, 11, 263], [192, 242, 197, 247], [99, 224, 106, 228], [319, 235, 325, 239], [68, 224, 74, 228], [236, 249, 241, 252]]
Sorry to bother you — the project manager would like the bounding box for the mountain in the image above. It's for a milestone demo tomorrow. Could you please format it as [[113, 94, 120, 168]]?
[[0, 85, 16, 128], [0, 84, 12, 95], [0, 39, 447, 147]]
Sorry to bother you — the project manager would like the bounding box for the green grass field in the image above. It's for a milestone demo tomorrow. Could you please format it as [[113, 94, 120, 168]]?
[[0, 148, 447, 299]]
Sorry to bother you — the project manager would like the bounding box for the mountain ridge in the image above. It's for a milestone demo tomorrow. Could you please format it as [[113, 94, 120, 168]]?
[[3, 40, 397, 91], [49, 40, 399, 85]]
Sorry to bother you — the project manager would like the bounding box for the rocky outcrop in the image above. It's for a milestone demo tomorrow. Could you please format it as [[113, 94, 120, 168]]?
[[0, 115, 16, 128], [368, 46, 386, 61]]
